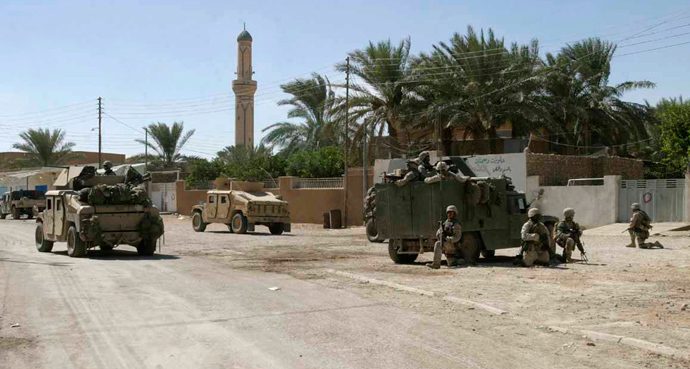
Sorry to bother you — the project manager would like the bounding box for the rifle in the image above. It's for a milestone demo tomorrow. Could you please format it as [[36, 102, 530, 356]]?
[[568, 228, 588, 263]]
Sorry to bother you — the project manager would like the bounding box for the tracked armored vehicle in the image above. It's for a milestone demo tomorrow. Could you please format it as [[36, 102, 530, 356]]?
[[35, 166, 163, 257]]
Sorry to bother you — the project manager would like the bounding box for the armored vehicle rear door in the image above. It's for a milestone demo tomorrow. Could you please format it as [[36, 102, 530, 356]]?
[[45, 197, 55, 235], [206, 194, 218, 219], [54, 196, 65, 236], [217, 194, 230, 219], [381, 184, 414, 239]]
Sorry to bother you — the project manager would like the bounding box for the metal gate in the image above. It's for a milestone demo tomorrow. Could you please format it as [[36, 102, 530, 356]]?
[[150, 182, 177, 213], [618, 179, 685, 222]]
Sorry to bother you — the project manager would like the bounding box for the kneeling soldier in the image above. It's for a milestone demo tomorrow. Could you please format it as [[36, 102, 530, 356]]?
[[555, 208, 584, 262], [628, 203, 664, 249], [520, 208, 552, 267], [428, 205, 462, 269]]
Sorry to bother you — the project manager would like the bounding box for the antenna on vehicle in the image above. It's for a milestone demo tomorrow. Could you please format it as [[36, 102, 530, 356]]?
[[258, 166, 278, 189]]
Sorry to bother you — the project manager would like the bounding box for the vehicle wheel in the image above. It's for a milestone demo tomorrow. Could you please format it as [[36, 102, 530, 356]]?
[[12, 207, 21, 220], [35, 222, 54, 252], [366, 218, 385, 243], [480, 249, 496, 259], [100, 245, 114, 252], [67, 226, 86, 257], [191, 212, 206, 232], [388, 240, 418, 264], [227, 224, 234, 233], [137, 238, 156, 256], [0, 213, 6, 219], [269, 224, 284, 235], [230, 213, 248, 234]]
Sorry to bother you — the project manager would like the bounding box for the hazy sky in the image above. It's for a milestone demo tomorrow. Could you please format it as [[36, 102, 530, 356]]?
[[0, 0, 688, 158]]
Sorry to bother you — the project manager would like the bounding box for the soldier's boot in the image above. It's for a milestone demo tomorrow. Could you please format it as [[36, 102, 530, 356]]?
[[626, 231, 636, 248], [428, 241, 442, 269], [653, 241, 664, 249]]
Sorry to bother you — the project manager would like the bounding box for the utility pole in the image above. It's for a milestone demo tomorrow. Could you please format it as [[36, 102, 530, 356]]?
[[98, 97, 102, 168], [343, 56, 350, 228], [144, 128, 148, 174], [362, 118, 367, 217]]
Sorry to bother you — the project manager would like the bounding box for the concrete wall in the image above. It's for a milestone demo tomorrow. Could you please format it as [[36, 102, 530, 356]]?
[[526, 175, 621, 229], [175, 168, 374, 226]]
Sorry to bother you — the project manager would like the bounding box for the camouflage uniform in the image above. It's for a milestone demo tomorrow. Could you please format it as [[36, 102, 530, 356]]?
[[416, 151, 435, 178], [520, 208, 551, 267], [396, 160, 422, 186], [424, 162, 469, 184], [555, 208, 581, 263], [429, 205, 462, 269], [627, 203, 663, 249]]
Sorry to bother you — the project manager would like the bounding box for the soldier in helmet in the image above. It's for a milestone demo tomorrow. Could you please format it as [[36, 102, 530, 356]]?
[[554, 208, 584, 262], [628, 203, 664, 249], [424, 161, 469, 184], [518, 208, 552, 267], [395, 160, 422, 186], [102, 160, 116, 176], [428, 205, 463, 269], [416, 151, 435, 178]]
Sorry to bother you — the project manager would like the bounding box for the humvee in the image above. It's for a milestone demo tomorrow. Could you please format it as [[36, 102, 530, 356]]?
[[0, 190, 46, 220], [35, 167, 164, 257], [191, 183, 291, 235], [370, 157, 556, 264]]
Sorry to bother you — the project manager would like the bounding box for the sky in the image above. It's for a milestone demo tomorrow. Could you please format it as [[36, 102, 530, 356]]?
[[0, 0, 688, 159]]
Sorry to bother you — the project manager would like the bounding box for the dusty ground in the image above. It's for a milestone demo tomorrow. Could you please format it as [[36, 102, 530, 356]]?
[[1, 215, 689, 368]]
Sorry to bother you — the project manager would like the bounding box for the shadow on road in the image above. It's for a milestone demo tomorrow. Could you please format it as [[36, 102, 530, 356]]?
[[206, 231, 294, 237], [50, 250, 180, 260], [0, 258, 73, 267]]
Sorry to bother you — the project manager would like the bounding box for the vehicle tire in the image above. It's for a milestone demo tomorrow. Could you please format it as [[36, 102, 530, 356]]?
[[191, 212, 206, 232], [35, 222, 54, 252], [67, 226, 87, 257], [137, 238, 156, 256], [480, 249, 496, 259], [227, 224, 234, 233], [0, 213, 6, 219], [366, 218, 385, 243], [269, 224, 284, 235], [388, 240, 418, 264], [100, 245, 114, 252], [12, 207, 21, 220], [230, 213, 248, 234]]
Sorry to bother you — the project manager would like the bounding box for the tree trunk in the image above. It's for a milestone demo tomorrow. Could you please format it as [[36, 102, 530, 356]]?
[[487, 127, 500, 154]]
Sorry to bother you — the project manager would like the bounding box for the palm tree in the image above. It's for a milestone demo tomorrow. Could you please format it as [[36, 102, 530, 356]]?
[[412, 26, 548, 154], [542, 38, 655, 155], [135, 121, 195, 168], [12, 128, 77, 166], [336, 38, 420, 158], [261, 73, 338, 155]]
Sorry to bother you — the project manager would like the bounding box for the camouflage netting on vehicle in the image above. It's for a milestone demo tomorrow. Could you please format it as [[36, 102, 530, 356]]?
[[80, 184, 153, 207], [466, 182, 481, 206], [477, 181, 491, 205], [138, 213, 164, 240]]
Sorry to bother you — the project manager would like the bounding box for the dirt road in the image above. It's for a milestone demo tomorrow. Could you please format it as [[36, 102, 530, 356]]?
[[1, 216, 689, 368]]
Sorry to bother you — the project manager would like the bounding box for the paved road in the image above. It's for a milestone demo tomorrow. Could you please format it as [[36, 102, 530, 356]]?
[[0, 220, 563, 369]]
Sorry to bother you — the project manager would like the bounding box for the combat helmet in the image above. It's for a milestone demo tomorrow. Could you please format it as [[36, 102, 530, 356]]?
[[446, 205, 458, 214], [103, 160, 113, 169], [418, 151, 430, 160], [563, 207, 575, 218], [435, 161, 449, 172], [528, 207, 540, 218], [631, 202, 641, 210]]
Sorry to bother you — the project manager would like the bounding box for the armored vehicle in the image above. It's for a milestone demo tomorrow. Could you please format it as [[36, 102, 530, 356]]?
[[0, 190, 46, 220], [191, 184, 291, 235], [35, 166, 163, 257], [368, 157, 556, 263]]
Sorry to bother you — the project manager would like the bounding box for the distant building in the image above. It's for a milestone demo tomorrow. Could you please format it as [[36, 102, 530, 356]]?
[[232, 25, 257, 147]]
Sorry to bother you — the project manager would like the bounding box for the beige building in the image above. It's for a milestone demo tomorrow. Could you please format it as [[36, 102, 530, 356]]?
[[232, 26, 257, 147]]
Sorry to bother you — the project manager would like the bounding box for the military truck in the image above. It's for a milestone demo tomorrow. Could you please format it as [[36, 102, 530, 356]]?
[[0, 190, 46, 220], [191, 183, 291, 235], [369, 157, 556, 264], [35, 166, 164, 257]]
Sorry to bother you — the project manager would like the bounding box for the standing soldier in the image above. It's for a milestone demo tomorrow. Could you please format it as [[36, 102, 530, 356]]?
[[554, 208, 585, 262], [396, 160, 422, 186], [518, 208, 552, 267], [627, 203, 664, 249], [102, 161, 116, 176], [428, 205, 462, 269]]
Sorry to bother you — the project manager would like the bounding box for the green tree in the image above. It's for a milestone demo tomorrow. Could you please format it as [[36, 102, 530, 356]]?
[[217, 145, 287, 182], [286, 146, 344, 178], [261, 73, 339, 155], [135, 121, 195, 168], [185, 158, 225, 188], [658, 97, 690, 174], [12, 128, 78, 166]]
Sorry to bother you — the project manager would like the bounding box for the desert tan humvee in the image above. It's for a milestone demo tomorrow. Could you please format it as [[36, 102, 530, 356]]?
[[191, 181, 290, 235], [0, 190, 46, 220]]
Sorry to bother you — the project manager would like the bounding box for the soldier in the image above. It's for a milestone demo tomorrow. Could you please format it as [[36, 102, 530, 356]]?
[[554, 208, 585, 262], [627, 203, 664, 249], [424, 161, 469, 184], [428, 205, 462, 269], [395, 160, 422, 186], [417, 151, 435, 178], [518, 207, 552, 267], [102, 161, 116, 176]]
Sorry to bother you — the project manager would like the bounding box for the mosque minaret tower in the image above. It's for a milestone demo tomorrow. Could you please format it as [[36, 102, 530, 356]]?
[[232, 25, 257, 147]]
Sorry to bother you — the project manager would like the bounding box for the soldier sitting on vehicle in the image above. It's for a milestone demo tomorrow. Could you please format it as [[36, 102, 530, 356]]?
[[554, 208, 586, 263], [424, 162, 469, 184], [627, 203, 664, 249], [428, 205, 463, 269], [517, 207, 553, 267], [102, 160, 116, 176], [395, 160, 423, 186], [416, 151, 436, 178]]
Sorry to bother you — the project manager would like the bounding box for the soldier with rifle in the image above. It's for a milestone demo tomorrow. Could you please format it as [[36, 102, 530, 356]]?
[[554, 208, 587, 263], [395, 160, 422, 186], [516, 208, 553, 267], [428, 205, 463, 269], [627, 203, 664, 249], [416, 151, 435, 178]]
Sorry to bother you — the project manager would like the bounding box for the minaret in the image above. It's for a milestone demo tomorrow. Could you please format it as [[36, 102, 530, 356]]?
[[232, 25, 257, 147]]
